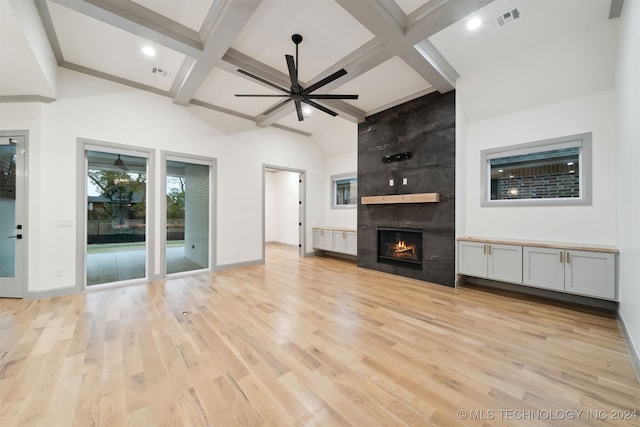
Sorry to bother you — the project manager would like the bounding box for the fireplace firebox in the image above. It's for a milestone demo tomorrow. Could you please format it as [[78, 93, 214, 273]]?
[[377, 227, 423, 270]]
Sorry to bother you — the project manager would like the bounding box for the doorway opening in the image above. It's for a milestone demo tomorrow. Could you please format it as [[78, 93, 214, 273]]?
[[263, 165, 305, 261], [80, 141, 155, 289], [161, 153, 216, 276]]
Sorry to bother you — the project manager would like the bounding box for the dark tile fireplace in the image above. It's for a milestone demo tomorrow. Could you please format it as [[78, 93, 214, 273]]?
[[357, 90, 455, 287], [377, 228, 422, 269]]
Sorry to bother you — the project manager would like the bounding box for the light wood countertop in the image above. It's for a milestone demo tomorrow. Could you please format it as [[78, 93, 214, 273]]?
[[457, 236, 620, 254]]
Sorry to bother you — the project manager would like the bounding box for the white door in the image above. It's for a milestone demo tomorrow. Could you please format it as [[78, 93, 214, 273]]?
[[457, 241, 488, 278], [523, 246, 565, 291], [487, 243, 523, 284], [565, 250, 616, 300], [0, 134, 26, 298]]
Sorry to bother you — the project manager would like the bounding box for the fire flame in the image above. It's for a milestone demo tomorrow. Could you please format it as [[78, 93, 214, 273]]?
[[388, 240, 417, 260], [395, 240, 408, 251]]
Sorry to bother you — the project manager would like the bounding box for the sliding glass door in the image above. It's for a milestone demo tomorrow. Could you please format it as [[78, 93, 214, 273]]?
[[164, 155, 213, 275], [86, 150, 148, 286]]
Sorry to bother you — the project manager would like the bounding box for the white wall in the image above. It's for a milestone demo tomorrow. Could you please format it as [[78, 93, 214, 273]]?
[[324, 151, 357, 229], [616, 0, 640, 370], [265, 170, 299, 246], [462, 89, 618, 245], [1, 68, 331, 293]]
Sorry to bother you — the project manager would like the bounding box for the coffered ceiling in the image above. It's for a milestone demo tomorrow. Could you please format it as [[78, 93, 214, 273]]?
[[0, 0, 620, 137]]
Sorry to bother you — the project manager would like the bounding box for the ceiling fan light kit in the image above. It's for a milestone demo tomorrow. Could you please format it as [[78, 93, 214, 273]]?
[[235, 34, 358, 121]]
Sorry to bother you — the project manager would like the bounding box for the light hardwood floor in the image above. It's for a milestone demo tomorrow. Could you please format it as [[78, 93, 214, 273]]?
[[1, 244, 638, 426]]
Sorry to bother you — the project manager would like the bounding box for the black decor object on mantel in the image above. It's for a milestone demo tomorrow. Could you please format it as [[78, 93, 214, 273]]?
[[235, 34, 358, 121], [382, 151, 412, 163]]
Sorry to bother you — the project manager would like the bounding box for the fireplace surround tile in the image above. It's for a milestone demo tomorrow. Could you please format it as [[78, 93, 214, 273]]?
[[357, 91, 455, 287]]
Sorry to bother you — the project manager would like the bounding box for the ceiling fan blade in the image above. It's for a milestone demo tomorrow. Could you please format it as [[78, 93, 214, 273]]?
[[261, 98, 292, 116], [235, 94, 290, 97], [285, 54, 299, 92], [294, 100, 304, 121], [302, 99, 338, 117], [305, 94, 359, 100], [237, 69, 290, 94], [302, 69, 347, 95]]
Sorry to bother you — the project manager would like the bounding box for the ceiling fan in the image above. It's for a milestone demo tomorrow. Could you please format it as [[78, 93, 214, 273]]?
[[235, 34, 358, 121]]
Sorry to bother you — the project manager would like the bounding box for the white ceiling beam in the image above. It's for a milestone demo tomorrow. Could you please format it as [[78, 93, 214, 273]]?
[[404, 0, 495, 44], [9, 0, 58, 98], [172, 0, 262, 105], [48, 0, 203, 57], [336, 0, 453, 92], [337, 0, 494, 93]]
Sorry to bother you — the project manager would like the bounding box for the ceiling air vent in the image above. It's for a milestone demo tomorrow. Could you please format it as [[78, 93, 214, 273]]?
[[495, 8, 520, 27], [151, 67, 169, 77]]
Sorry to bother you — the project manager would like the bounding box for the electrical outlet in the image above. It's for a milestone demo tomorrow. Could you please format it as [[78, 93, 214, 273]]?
[[389, 179, 394, 186], [55, 268, 63, 277], [402, 178, 408, 185]]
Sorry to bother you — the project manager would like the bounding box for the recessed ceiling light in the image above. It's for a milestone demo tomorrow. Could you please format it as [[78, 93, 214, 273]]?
[[142, 46, 156, 57], [467, 17, 482, 31], [302, 106, 312, 116]]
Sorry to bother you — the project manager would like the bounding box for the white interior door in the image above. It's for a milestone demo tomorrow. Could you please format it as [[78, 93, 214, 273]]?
[[0, 134, 26, 298]]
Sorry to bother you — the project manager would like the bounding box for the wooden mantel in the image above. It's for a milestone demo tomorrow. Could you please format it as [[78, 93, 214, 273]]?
[[361, 193, 440, 205]]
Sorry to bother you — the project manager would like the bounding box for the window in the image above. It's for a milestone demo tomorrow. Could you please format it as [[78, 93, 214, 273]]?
[[331, 173, 357, 208], [481, 133, 592, 206]]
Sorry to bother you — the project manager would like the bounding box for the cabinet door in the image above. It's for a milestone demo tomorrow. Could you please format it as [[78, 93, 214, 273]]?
[[345, 232, 357, 255], [487, 244, 522, 284], [332, 231, 346, 253], [313, 229, 333, 251], [565, 250, 616, 300], [331, 231, 357, 255], [458, 241, 488, 278], [523, 246, 565, 291], [312, 229, 323, 250]]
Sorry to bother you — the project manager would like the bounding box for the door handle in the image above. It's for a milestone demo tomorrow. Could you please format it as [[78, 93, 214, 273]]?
[[8, 234, 22, 239]]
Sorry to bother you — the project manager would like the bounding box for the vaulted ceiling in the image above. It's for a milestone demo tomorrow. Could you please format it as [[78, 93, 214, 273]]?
[[0, 0, 620, 137]]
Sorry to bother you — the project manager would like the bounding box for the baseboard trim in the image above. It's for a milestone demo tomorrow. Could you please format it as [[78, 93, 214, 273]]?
[[215, 259, 263, 271], [461, 276, 618, 311], [26, 285, 80, 300], [314, 250, 356, 262], [617, 311, 640, 382]]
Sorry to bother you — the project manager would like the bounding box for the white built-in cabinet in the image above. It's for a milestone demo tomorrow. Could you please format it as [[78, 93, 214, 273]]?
[[313, 229, 333, 251], [458, 238, 618, 301], [313, 227, 357, 256], [523, 247, 616, 299], [458, 241, 522, 284]]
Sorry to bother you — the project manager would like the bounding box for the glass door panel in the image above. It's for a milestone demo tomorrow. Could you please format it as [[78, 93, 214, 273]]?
[[166, 160, 209, 274], [0, 141, 17, 280], [86, 150, 147, 286]]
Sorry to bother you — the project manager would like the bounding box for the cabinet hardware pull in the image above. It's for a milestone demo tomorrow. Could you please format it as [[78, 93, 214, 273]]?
[[566, 252, 570, 264], [483, 244, 486, 254], [488, 245, 492, 255], [560, 252, 563, 263]]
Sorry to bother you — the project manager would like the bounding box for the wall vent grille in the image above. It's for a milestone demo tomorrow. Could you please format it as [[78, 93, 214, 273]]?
[[496, 8, 520, 27], [152, 67, 169, 77]]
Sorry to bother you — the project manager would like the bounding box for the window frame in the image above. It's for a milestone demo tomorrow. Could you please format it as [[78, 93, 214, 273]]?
[[331, 172, 357, 209], [480, 133, 592, 207]]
